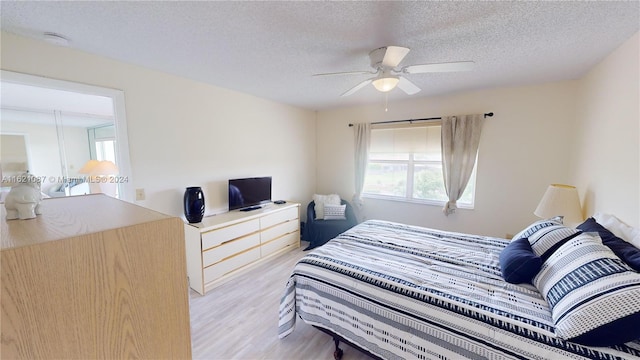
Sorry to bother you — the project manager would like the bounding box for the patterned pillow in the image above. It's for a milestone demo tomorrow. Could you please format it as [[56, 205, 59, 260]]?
[[514, 217, 580, 259], [577, 217, 640, 271], [533, 233, 640, 346], [323, 203, 346, 220], [313, 194, 340, 219], [513, 216, 564, 240]]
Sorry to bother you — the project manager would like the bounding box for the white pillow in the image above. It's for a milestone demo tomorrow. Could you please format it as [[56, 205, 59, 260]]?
[[594, 212, 640, 249], [323, 203, 346, 220], [313, 194, 340, 220]]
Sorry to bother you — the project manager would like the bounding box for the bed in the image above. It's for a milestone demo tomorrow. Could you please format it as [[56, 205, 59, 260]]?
[[278, 219, 640, 359]]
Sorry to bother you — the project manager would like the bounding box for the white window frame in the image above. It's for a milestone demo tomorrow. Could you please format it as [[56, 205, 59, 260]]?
[[362, 122, 477, 209]]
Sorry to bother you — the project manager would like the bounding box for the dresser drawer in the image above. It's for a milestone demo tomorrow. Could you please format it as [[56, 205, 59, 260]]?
[[261, 219, 298, 244], [203, 247, 261, 283], [261, 232, 299, 258], [260, 206, 298, 229], [202, 233, 260, 267], [202, 219, 259, 250]]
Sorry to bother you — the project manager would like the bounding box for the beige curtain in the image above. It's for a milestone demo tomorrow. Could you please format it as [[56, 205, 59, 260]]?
[[441, 114, 484, 215], [352, 123, 371, 221]]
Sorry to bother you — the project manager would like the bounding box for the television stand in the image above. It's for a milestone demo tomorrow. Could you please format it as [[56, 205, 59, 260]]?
[[239, 205, 262, 212]]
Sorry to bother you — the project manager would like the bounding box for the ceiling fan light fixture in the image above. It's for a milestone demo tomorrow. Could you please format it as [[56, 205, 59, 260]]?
[[320, 45, 472, 97], [372, 76, 399, 92]]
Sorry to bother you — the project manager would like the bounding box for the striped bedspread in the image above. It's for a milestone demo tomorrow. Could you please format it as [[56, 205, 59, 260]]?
[[278, 220, 640, 359]]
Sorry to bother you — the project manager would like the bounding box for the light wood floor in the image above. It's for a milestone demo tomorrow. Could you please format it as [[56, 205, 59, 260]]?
[[189, 241, 373, 360]]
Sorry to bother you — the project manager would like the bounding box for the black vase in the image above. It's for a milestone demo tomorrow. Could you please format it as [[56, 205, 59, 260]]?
[[184, 187, 205, 223]]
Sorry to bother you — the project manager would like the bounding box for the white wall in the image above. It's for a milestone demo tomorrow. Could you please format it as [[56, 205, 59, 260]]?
[[1, 32, 317, 218], [572, 32, 639, 228], [317, 82, 579, 238], [61, 125, 92, 177]]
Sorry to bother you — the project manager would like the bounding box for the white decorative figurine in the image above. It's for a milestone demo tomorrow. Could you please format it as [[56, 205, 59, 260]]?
[[5, 172, 43, 220]]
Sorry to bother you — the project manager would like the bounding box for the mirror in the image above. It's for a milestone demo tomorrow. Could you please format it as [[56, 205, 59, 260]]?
[[0, 70, 133, 202]]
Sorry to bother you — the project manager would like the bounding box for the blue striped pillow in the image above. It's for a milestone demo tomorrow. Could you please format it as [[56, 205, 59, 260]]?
[[514, 217, 580, 259], [514, 216, 564, 240], [577, 217, 640, 271], [533, 233, 640, 346]]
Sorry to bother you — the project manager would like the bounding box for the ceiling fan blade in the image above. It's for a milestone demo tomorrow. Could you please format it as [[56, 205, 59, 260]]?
[[397, 76, 421, 95], [382, 46, 410, 68], [313, 70, 374, 77], [403, 61, 475, 74], [341, 79, 373, 97]]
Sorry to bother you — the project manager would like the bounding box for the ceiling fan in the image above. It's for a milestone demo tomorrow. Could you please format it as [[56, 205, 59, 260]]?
[[314, 46, 474, 97]]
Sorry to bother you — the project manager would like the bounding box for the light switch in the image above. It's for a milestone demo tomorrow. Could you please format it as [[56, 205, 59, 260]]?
[[136, 188, 145, 201]]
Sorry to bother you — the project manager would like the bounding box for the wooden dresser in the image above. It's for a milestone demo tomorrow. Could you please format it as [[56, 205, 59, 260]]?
[[185, 202, 300, 295], [1, 194, 192, 359]]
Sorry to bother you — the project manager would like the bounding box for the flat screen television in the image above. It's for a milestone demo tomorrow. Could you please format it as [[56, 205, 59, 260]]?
[[228, 176, 272, 211]]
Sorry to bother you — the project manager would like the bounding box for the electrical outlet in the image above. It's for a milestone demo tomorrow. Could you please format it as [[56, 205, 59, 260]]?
[[135, 188, 145, 201]]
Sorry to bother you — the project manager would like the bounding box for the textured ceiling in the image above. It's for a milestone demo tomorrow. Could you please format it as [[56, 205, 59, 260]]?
[[1, 1, 638, 111]]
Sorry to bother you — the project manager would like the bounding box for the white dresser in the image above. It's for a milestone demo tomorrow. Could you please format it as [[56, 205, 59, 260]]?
[[185, 202, 300, 295]]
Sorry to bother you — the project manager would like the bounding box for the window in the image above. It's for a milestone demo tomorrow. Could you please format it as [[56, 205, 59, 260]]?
[[362, 123, 476, 207], [88, 125, 117, 162], [95, 139, 116, 163]]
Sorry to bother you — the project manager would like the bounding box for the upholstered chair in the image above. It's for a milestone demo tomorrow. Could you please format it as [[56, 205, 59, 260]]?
[[304, 199, 358, 250]]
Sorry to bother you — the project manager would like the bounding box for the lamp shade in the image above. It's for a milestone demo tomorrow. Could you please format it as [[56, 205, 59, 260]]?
[[534, 184, 583, 225], [79, 159, 100, 174], [372, 76, 399, 92], [91, 160, 119, 175]]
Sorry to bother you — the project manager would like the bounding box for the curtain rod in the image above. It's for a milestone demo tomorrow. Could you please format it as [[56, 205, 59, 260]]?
[[348, 112, 494, 127]]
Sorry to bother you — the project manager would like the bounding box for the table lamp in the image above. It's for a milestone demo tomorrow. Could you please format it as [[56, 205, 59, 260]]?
[[534, 184, 583, 226]]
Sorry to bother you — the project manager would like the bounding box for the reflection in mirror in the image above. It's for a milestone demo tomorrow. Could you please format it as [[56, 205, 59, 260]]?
[[0, 71, 133, 202], [0, 134, 29, 177]]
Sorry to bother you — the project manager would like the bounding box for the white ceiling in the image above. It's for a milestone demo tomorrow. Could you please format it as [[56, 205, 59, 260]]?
[[1, 1, 638, 111]]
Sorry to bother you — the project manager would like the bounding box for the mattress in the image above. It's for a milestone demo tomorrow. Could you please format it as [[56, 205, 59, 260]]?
[[278, 220, 640, 359]]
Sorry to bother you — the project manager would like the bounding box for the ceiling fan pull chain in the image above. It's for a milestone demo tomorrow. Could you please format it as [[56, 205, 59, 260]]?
[[385, 93, 389, 112]]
